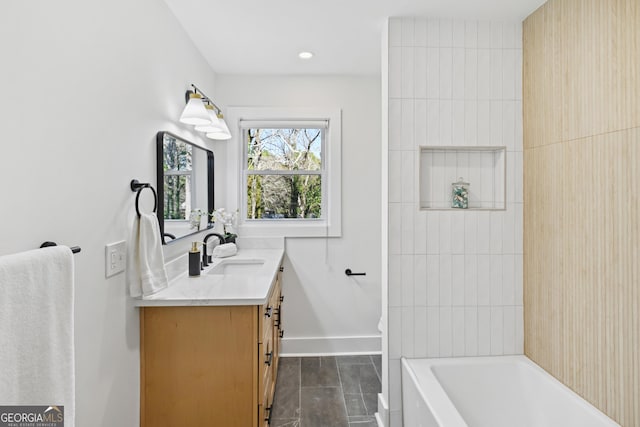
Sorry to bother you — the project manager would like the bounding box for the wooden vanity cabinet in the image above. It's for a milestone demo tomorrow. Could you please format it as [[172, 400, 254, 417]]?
[[140, 269, 283, 427]]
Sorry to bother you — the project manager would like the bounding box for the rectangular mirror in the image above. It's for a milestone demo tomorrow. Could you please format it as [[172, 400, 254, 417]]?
[[156, 131, 214, 244]]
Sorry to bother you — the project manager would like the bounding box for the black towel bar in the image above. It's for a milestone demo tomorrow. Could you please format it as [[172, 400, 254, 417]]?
[[40, 241, 81, 254], [130, 179, 157, 218]]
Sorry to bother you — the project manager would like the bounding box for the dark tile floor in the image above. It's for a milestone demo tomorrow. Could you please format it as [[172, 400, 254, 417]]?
[[272, 355, 381, 427]]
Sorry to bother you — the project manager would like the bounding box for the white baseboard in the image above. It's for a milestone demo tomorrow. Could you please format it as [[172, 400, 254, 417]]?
[[280, 335, 381, 356]]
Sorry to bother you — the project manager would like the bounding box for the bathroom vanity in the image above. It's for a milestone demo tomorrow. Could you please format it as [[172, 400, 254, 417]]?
[[135, 247, 285, 427]]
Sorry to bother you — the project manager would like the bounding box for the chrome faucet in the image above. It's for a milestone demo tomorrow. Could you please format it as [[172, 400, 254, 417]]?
[[202, 233, 226, 267]]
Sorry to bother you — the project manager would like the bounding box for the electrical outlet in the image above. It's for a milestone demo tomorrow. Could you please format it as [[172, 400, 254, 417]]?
[[105, 240, 126, 278]]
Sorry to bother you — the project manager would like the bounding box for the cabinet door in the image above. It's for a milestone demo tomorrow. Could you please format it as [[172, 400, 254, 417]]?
[[141, 306, 257, 427]]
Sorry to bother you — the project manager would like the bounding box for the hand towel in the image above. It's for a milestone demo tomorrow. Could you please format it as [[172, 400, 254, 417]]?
[[0, 246, 75, 426], [127, 213, 169, 297], [212, 243, 237, 258]]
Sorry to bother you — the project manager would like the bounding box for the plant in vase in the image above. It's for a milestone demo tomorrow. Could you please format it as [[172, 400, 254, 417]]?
[[189, 208, 206, 230], [213, 208, 238, 243]]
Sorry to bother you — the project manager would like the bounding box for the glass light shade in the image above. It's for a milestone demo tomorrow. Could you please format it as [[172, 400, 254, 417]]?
[[206, 116, 231, 140], [194, 105, 224, 132], [179, 93, 210, 125]]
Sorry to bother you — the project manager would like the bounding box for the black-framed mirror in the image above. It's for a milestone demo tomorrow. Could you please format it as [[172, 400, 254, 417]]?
[[156, 131, 214, 244]]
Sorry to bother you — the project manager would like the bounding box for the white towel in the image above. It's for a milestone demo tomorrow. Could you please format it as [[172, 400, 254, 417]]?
[[127, 213, 169, 297], [0, 246, 75, 426], [212, 243, 238, 258]]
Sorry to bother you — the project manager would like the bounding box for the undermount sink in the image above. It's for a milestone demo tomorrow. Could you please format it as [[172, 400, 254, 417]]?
[[207, 258, 265, 276]]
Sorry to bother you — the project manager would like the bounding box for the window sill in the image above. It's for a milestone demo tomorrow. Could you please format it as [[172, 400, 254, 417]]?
[[238, 220, 341, 238]]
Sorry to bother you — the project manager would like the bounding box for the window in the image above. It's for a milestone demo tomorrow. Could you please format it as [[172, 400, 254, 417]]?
[[226, 107, 342, 237], [162, 137, 194, 220], [245, 127, 324, 220]]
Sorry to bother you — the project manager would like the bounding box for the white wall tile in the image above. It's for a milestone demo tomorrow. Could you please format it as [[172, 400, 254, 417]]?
[[415, 99, 428, 146], [502, 22, 516, 49], [477, 50, 491, 100], [452, 254, 465, 306], [514, 22, 522, 49], [389, 18, 402, 47], [472, 261, 493, 311], [452, 20, 465, 48], [515, 154, 523, 202], [453, 307, 465, 356], [389, 203, 401, 255], [490, 254, 503, 305], [414, 255, 427, 305], [489, 50, 503, 100], [389, 307, 402, 358], [506, 151, 515, 203], [464, 21, 478, 48], [401, 254, 414, 306], [439, 100, 452, 145], [490, 211, 503, 254], [515, 100, 523, 149], [414, 48, 428, 99], [401, 99, 415, 150], [389, 255, 402, 307], [464, 49, 478, 100], [439, 48, 453, 99], [502, 206, 515, 253], [389, 47, 402, 98], [490, 101, 503, 145], [402, 17, 415, 46], [464, 307, 478, 355], [452, 100, 465, 145], [503, 101, 516, 151], [426, 48, 439, 99], [401, 47, 415, 99], [451, 210, 465, 253], [502, 254, 515, 305], [439, 253, 452, 306], [426, 99, 439, 144], [426, 211, 439, 254], [477, 21, 491, 48], [490, 306, 504, 355], [439, 307, 453, 356], [414, 306, 428, 357], [477, 211, 491, 254], [427, 307, 440, 356], [490, 22, 503, 48], [515, 251, 523, 305], [478, 307, 491, 355], [401, 151, 415, 203], [503, 306, 516, 354], [426, 18, 440, 47], [439, 210, 452, 253], [426, 254, 439, 306], [464, 100, 478, 145], [389, 151, 402, 203], [401, 203, 414, 254], [452, 49, 465, 100], [414, 209, 427, 254], [464, 211, 477, 253], [415, 18, 428, 47], [464, 254, 478, 306], [515, 202, 523, 254], [477, 100, 491, 145], [503, 49, 516, 100], [439, 19, 452, 47], [515, 306, 524, 353], [402, 306, 415, 356], [389, 99, 402, 149], [389, 359, 402, 410]]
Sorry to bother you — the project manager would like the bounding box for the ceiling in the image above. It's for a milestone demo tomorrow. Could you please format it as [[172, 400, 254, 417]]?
[[163, 0, 545, 76]]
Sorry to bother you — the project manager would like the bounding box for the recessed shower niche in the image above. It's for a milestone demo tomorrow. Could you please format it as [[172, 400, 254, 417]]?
[[419, 146, 506, 210]]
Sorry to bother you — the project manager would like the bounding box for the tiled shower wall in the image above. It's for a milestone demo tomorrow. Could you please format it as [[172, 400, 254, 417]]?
[[386, 17, 523, 426]]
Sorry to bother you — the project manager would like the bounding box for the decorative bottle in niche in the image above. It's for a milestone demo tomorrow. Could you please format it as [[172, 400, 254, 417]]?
[[451, 177, 470, 209]]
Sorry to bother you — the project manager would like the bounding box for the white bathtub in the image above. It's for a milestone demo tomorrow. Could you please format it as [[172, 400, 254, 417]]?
[[401, 356, 620, 427]]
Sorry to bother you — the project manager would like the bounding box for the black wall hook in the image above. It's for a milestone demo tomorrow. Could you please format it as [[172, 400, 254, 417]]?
[[345, 269, 366, 276]]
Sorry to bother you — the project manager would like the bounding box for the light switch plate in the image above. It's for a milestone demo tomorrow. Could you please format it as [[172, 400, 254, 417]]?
[[105, 240, 126, 278]]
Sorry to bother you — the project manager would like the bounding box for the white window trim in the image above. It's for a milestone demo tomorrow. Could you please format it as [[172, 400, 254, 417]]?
[[225, 107, 342, 237]]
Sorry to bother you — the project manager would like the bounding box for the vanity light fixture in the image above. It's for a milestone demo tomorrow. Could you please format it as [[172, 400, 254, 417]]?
[[181, 84, 231, 140], [298, 51, 314, 59]]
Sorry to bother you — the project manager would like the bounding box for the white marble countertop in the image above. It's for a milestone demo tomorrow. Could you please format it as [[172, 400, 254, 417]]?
[[134, 242, 284, 307]]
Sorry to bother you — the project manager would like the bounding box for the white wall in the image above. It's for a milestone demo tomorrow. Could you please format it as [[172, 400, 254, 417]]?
[[215, 75, 382, 354], [385, 17, 524, 426], [0, 1, 221, 425]]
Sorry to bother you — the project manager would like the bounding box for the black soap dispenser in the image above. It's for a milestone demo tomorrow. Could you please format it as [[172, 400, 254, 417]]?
[[189, 242, 201, 277]]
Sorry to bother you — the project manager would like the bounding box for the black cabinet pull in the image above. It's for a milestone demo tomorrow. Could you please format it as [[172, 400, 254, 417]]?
[[279, 330, 285, 338], [279, 266, 284, 272], [280, 295, 284, 302], [265, 405, 273, 425], [265, 351, 273, 366], [274, 308, 281, 328], [264, 306, 272, 318]]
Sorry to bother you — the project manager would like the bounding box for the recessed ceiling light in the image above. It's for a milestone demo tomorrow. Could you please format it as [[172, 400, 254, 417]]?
[[298, 51, 314, 59]]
